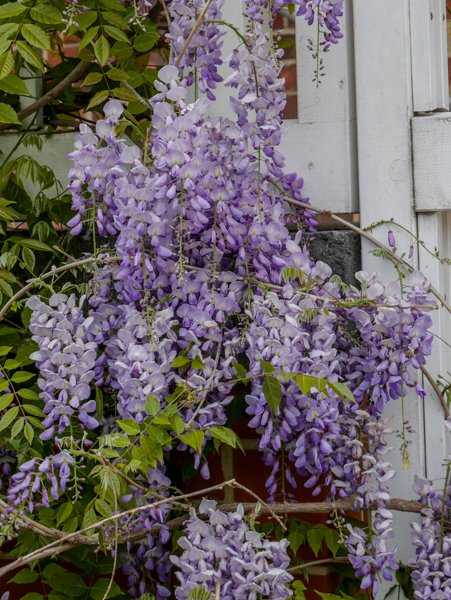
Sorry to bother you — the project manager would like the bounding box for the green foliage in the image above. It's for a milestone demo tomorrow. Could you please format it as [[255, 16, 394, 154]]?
[[287, 519, 343, 558], [188, 588, 213, 600]]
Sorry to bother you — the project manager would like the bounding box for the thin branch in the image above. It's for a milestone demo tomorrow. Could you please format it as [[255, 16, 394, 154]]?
[[159, 0, 171, 28], [231, 481, 287, 531], [0, 255, 116, 322], [421, 365, 450, 419], [288, 557, 349, 574], [0, 61, 89, 132], [0, 479, 236, 580], [175, 0, 215, 67], [283, 194, 451, 313], [0, 493, 424, 580]]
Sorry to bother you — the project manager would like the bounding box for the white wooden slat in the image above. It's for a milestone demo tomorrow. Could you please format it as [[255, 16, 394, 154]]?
[[417, 213, 451, 483], [412, 112, 451, 210], [353, 0, 426, 580], [410, 0, 449, 112]]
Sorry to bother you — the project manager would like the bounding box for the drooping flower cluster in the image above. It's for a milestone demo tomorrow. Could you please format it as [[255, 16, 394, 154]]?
[[27, 294, 99, 440], [171, 499, 293, 599], [14, 1, 442, 598], [344, 421, 398, 596], [7, 452, 74, 513], [410, 476, 451, 600], [273, 1, 344, 48], [121, 469, 172, 599]]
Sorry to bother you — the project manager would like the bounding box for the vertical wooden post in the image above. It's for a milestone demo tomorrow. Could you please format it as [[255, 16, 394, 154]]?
[[353, 1, 426, 580]]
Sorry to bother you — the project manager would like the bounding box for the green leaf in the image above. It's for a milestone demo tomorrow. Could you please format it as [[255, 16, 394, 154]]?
[[87, 89, 109, 110], [90, 579, 122, 600], [9, 568, 39, 584], [292, 581, 307, 600], [77, 10, 98, 30], [191, 356, 204, 370], [328, 381, 355, 404], [0, 406, 19, 432], [306, 526, 325, 557], [11, 416, 24, 438], [23, 404, 43, 417], [104, 25, 129, 43], [24, 421, 34, 444], [288, 521, 306, 554], [261, 360, 275, 375], [31, 4, 63, 25], [0, 345, 12, 356], [0, 23, 19, 38], [210, 426, 241, 449], [43, 564, 86, 597], [117, 419, 140, 435], [106, 67, 129, 82], [17, 388, 39, 400], [179, 430, 205, 454], [145, 394, 160, 417], [0, 50, 14, 80], [11, 371, 34, 383], [3, 358, 20, 370], [22, 247, 36, 272], [0, 37, 11, 56], [21, 24, 51, 50], [0, 393, 14, 411], [20, 595, 43, 600], [17, 238, 54, 252], [0, 103, 19, 124], [94, 498, 112, 518], [94, 35, 110, 66], [79, 26, 99, 50], [81, 72, 103, 87], [56, 502, 74, 527], [171, 355, 190, 368], [263, 375, 282, 414], [0, 3, 27, 19], [0, 74, 32, 97], [324, 527, 341, 557], [16, 42, 44, 72], [102, 10, 129, 29], [187, 588, 212, 600], [134, 30, 159, 53]]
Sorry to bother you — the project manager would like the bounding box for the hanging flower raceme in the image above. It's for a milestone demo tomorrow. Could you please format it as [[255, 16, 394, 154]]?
[[7, 452, 74, 513], [171, 499, 293, 599], [14, 1, 443, 598], [410, 476, 451, 600], [121, 469, 172, 599], [27, 294, 99, 441]]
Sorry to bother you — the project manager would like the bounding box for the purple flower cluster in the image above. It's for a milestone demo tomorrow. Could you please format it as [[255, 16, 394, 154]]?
[[167, 0, 225, 100], [121, 469, 172, 599], [27, 293, 99, 440], [410, 476, 451, 600], [274, 0, 344, 48], [7, 452, 74, 513], [24, 2, 440, 596], [0, 449, 15, 491], [344, 421, 398, 596], [171, 500, 293, 599]]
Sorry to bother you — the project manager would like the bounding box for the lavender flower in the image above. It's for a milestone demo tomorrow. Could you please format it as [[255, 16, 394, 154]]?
[[7, 452, 74, 513], [171, 500, 293, 599], [410, 476, 451, 600], [27, 293, 99, 440]]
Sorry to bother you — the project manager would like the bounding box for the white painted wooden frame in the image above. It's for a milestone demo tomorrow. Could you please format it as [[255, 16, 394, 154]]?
[[219, 0, 358, 213], [410, 0, 448, 112], [354, 2, 451, 594]]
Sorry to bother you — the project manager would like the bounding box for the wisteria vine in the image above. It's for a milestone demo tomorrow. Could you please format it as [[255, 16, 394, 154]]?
[[1, 1, 449, 599]]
